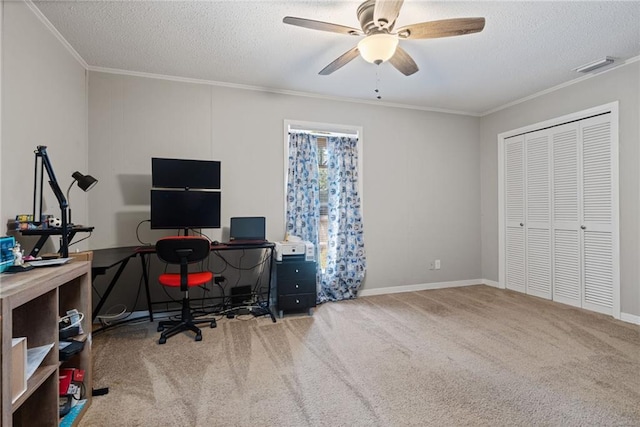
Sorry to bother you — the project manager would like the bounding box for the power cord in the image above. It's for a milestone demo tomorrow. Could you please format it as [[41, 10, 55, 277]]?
[[136, 219, 151, 245]]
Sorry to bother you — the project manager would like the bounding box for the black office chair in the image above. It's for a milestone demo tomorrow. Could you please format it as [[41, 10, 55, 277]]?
[[155, 236, 216, 344]]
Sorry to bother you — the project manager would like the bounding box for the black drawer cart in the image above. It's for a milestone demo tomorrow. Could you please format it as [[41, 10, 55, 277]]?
[[273, 259, 317, 318]]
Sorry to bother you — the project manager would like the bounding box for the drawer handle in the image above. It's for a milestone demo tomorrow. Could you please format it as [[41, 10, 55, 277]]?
[[295, 269, 299, 273], [295, 299, 300, 304], [295, 284, 299, 289]]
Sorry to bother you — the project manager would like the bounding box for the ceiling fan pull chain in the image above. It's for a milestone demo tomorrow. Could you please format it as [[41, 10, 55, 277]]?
[[375, 68, 382, 100]]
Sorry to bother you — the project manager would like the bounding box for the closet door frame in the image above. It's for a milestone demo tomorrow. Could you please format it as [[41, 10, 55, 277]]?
[[498, 101, 619, 319]]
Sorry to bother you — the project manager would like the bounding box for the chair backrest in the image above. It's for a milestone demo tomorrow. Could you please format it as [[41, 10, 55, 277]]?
[[156, 236, 211, 265]]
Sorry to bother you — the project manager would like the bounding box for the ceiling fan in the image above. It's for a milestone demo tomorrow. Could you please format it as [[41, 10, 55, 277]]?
[[283, 0, 485, 76]]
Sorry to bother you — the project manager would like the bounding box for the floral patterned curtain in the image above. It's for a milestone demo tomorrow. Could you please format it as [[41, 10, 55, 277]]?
[[285, 133, 321, 263], [319, 136, 366, 302]]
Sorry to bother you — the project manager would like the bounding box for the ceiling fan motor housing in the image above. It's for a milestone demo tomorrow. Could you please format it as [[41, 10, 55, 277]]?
[[358, 0, 393, 33]]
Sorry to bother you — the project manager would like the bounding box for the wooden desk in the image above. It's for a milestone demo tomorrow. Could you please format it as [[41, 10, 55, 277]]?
[[0, 261, 92, 426]]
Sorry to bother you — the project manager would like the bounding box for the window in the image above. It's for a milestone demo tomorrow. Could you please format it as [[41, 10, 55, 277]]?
[[284, 121, 363, 273]]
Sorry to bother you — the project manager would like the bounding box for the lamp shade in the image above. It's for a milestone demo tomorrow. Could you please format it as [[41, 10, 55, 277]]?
[[357, 33, 399, 64], [71, 171, 98, 192]]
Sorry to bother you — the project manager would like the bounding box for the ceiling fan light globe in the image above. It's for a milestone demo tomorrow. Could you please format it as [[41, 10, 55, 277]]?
[[357, 33, 399, 64]]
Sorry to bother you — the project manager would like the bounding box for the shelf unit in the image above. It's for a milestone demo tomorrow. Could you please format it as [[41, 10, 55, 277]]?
[[1, 261, 92, 426]]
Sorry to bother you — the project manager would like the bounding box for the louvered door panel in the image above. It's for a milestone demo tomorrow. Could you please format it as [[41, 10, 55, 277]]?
[[505, 136, 526, 292], [580, 115, 615, 315], [506, 227, 526, 292], [527, 228, 551, 298], [553, 229, 581, 306], [582, 119, 612, 224], [526, 134, 550, 223], [525, 132, 551, 299], [506, 137, 524, 224], [552, 126, 579, 224], [583, 231, 613, 313]]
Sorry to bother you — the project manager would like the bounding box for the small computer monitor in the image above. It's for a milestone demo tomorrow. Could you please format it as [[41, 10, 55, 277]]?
[[229, 217, 266, 240], [151, 189, 221, 230], [152, 157, 221, 189]]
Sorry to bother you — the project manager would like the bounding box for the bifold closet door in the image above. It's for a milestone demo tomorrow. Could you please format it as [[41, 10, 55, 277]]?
[[550, 115, 616, 315], [504, 132, 552, 298]]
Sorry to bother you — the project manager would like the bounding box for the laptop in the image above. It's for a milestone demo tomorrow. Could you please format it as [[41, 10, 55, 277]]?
[[227, 217, 267, 245]]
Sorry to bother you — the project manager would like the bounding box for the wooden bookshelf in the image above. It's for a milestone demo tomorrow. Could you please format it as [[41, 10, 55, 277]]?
[[1, 261, 92, 426]]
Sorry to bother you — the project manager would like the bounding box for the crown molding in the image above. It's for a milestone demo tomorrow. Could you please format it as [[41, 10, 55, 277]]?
[[24, 0, 88, 69], [87, 65, 479, 117]]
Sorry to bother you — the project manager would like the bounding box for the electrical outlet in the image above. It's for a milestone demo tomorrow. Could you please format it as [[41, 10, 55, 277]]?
[[435, 259, 441, 270], [429, 261, 435, 270]]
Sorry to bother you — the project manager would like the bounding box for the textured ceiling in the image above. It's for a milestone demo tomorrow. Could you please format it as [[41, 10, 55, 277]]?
[[33, 1, 640, 115]]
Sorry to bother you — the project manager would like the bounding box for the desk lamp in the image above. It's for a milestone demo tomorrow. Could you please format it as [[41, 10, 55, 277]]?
[[66, 171, 98, 224], [33, 146, 98, 257]]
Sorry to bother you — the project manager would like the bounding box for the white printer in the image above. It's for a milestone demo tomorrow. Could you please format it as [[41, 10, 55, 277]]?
[[274, 237, 314, 262]]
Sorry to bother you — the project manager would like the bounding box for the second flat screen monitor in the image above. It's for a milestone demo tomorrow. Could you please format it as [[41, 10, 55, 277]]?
[[151, 190, 221, 230]]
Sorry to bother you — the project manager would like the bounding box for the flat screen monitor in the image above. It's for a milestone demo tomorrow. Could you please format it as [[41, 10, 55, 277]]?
[[151, 189, 221, 230], [152, 157, 221, 189], [229, 217, 266, 240]]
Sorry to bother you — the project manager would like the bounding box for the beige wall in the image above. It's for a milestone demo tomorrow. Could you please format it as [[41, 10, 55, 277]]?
[[480, 62, 640, 317], [88, 71, 482, 293], [1, 0, 88, 253]]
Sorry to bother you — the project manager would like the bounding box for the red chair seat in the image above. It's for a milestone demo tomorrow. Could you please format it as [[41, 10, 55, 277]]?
[[159, 271, 213, 288]]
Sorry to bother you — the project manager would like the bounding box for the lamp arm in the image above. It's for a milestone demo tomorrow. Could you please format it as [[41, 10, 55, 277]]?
[[66, 180, 77, 205], [35, 145, 69, 257], [36, 146, 68, 209]]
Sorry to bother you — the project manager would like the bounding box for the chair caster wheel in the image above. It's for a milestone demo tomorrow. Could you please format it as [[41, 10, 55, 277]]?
[[159, 336, 167, 345], [195, 333, 202, 342], [210, 320, 217, 328], [157, 325, 164, 332]]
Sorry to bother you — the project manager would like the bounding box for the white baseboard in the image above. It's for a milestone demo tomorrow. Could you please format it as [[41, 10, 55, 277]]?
[[481, 278, 501, 288], [359, 279, 484, 297], [620, 312, 640, 325]]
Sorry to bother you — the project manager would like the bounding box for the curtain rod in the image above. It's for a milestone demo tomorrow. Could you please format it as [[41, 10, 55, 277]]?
[[289, 129, 358, 138]]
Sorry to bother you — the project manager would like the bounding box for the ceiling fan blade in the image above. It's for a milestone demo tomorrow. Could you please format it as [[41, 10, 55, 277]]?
[[396, 17, 485, 39], [373, 0, 404, 29], [319, 47, 360, 75], [283, 16, 363, 36], [389, 46, 418, 76]]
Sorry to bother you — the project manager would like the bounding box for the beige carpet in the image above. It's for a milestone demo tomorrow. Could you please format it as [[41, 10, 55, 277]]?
[[81, 285, 640, 426]]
